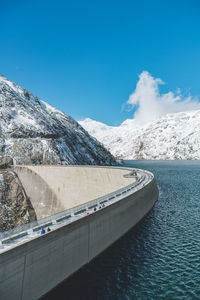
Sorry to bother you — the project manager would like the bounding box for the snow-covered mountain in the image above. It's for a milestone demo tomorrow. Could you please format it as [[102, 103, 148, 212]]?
[[0, 74, 114, 165], [79, 110, 200, 160]]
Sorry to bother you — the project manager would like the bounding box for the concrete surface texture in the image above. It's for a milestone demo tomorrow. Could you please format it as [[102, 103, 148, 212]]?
[[14, 166, 136, 219], [0, 166, 159, 300]]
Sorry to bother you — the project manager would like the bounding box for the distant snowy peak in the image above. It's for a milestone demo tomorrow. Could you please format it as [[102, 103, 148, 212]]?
[[80, 118, 112, 134], [80, 110, 200, 160], [0, 74, 115, 165]]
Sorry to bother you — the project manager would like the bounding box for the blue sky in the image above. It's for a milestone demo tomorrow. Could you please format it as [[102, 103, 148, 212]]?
[[1, 0, 200, 125]]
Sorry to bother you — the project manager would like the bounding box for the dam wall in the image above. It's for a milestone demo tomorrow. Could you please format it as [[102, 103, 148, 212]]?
[[0, 169, 158, 300], [14, 166, 136, 219]]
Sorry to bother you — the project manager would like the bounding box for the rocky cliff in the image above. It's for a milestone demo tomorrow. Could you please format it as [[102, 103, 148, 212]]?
[[0, 169, 36, 231]]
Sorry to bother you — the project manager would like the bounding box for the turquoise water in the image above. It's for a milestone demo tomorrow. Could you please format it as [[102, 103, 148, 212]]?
[[42, 161, 200, 300]]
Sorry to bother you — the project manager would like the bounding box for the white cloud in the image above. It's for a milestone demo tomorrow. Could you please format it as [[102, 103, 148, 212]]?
[[127, 71, 200, 125]]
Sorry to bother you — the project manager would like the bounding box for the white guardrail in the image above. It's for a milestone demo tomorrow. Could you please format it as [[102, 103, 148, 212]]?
[[0, 168, 153, 247]]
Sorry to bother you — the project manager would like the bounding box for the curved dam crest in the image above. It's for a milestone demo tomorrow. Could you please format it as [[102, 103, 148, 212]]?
[[0, 166, 159, 300], [14, 166, 138, 219]]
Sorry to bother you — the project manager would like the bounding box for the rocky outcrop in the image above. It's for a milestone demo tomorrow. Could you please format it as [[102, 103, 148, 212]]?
[[0, 170, 36, 231], [0, 157, 13, 169]]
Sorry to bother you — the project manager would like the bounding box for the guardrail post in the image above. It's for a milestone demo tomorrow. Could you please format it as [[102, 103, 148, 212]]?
[[27, 229, 33, 235]]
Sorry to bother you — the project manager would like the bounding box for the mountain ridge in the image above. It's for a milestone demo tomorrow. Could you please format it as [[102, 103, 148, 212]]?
[[0, 74, 115, 165], [79, 110, 200, 160]]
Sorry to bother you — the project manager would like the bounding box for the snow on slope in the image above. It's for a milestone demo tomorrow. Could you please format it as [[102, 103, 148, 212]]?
[[79, 110, 200, 160], [0, 74, 115, 165]]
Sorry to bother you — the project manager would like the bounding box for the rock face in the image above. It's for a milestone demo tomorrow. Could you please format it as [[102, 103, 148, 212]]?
[[0, 170, 36, 231], [0, 156, 13, 169], [80, 110, 200, 160], [0, 74, 115, 165]]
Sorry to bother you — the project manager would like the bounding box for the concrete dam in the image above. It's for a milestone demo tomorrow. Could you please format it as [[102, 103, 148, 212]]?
[[0, 166, 159, 300]]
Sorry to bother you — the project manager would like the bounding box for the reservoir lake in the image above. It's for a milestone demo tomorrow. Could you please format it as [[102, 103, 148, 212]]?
[[42, 160, 200, 300]]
